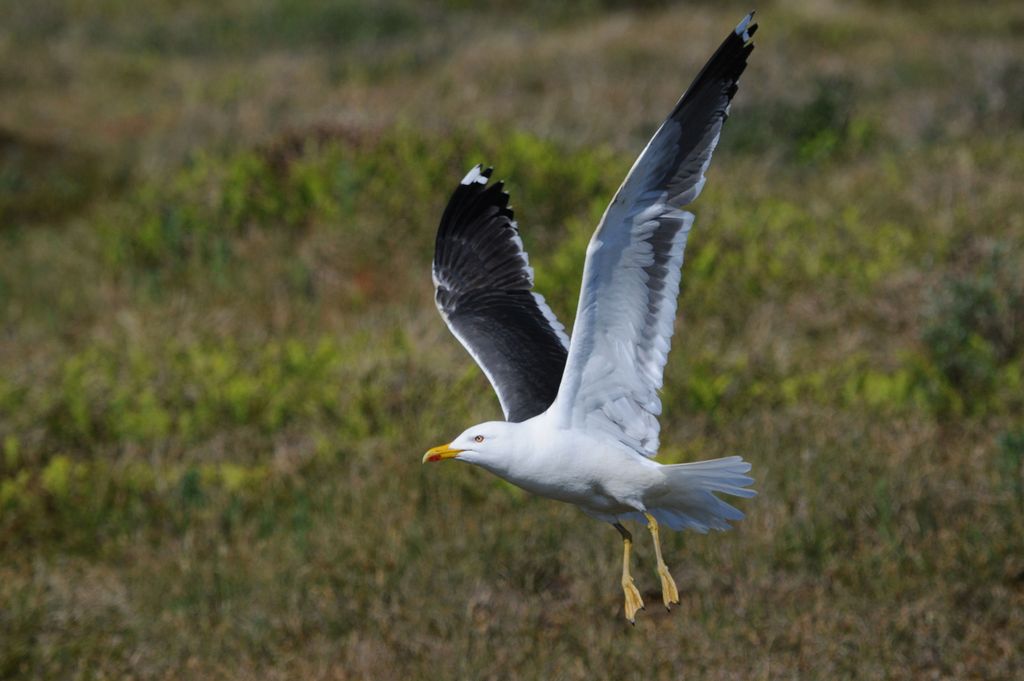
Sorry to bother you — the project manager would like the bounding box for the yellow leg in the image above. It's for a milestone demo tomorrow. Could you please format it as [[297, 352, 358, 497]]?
[[614, 522, 644, 624], [645, 513, 680, 610]]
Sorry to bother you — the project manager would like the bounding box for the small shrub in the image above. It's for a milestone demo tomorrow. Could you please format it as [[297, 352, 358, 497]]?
[[998, 429, 1024, 512], [726, 78, 878, 163], [0, 128, 121, 228], [922, 245, 1024, 414]]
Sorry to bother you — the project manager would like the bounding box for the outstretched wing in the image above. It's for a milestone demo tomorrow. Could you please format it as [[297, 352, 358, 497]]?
[[550, 14, 757, 456], [433, 165, 570, 422]]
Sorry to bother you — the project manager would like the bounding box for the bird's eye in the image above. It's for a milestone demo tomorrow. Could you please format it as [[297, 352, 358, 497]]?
[[474, 435, 485, 443]]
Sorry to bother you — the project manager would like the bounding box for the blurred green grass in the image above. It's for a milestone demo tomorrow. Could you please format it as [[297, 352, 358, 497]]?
[[2, 1, 1024, 679]]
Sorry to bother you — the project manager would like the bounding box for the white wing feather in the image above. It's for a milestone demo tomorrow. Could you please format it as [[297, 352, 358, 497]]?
[[549, 15, 756, 457]]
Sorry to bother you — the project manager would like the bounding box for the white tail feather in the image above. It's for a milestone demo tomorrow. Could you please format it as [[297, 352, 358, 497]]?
[[647, 456, 756, 533]]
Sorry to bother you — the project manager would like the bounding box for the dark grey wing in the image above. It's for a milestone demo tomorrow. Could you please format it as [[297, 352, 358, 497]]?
[[432, 165, 570, 422]]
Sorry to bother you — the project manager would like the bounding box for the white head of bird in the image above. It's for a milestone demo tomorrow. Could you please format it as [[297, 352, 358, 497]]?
[[423, 421, 520, 472]]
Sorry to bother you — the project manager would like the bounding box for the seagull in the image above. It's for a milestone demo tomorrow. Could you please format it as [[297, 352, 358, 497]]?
[[423, 13, 758, 623]]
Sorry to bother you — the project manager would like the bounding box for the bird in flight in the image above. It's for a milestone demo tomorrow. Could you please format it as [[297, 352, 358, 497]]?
[[424, 13, 758, 623]]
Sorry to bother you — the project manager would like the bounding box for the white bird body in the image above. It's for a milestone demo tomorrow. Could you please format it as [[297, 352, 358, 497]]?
[[424, 13, 760, 621], [441, 415, 754, 531], [458, 416, 663, 516]]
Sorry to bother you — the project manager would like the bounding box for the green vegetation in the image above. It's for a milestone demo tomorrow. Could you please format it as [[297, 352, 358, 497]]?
[[2, 1, 1023, 678]]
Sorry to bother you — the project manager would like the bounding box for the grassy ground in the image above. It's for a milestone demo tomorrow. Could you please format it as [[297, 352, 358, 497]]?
[[2, 1, 1024, 678]]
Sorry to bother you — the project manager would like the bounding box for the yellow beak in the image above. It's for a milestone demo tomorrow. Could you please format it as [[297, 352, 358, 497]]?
[[423, 443, 463, 463]]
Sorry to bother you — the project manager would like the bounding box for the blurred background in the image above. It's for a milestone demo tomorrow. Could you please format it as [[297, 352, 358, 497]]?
[[1, 0, 1023, 678]]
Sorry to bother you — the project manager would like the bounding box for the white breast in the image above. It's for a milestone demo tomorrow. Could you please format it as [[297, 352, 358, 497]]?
[[491, 414, 665, 514]]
